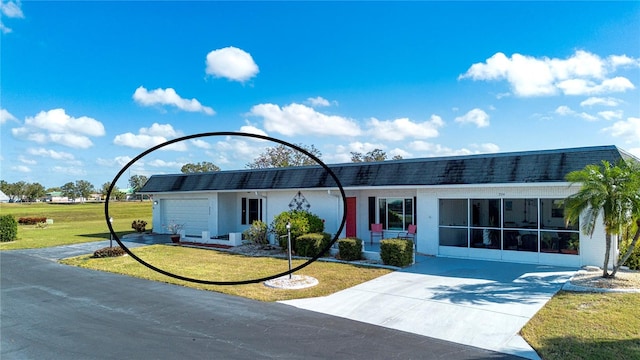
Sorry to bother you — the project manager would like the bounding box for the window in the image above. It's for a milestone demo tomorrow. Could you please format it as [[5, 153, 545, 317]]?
[[439, 199, 468, 247], [378, 197, 413, 230], [241, 197, 262, 225], [470, 199, 501, 249], [439, 197, 580, 255]]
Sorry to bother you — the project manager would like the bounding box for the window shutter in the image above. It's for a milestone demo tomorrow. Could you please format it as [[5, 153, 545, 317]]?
[[241, 197, 247, 225], [368, 196, 376, 230]]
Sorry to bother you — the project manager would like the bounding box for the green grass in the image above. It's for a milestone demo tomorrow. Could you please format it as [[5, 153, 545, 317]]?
[[60, 245, 392, 302], [521, 291, 640, 360], [0, 202, 152, 249]]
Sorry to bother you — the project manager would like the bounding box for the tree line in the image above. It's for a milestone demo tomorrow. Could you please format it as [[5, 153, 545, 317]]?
[[1, 145, 400, 202], [0, 176, 152, 203]]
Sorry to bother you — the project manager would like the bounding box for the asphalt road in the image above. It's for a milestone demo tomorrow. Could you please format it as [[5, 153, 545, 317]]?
[[1, 248, 522, 359]]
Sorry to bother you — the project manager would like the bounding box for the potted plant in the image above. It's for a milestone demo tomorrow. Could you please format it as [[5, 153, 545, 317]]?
[[561, 235, 579, 254], [131, 219, 147, 233], [164, 222, 184, 243]]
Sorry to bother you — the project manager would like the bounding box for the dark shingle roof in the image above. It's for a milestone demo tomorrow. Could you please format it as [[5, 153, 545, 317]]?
[[139, 145, 634, 193]]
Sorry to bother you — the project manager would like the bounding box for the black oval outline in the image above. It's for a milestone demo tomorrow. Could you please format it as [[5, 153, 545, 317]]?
[[105, 132, 346, 285]]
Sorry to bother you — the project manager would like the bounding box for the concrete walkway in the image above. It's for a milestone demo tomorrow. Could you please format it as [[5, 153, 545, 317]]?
[[282, 255, 577, 360]]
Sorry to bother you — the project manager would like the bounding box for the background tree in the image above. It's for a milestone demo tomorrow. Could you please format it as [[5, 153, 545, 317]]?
[[350, 148, 401, 162], [61, 182, 77, 202], [246, 144, 322, 169], [0, 181, 26, 202], [101, 182, 126, 201], [75, 180, 94, 203], [128, 175, 148, 193], [565, 160, 640, 278], [101, 182, 112, 200], [181, 161, 221, 173], [23, 182, 45, 202]]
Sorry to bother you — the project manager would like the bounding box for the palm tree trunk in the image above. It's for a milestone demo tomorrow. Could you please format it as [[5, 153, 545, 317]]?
[[603, 233, 612, 278], [611, 219, 640, 278]]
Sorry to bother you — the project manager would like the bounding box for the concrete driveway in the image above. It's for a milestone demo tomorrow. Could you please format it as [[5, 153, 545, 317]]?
[[2, 243, 523, 360], [282, 255, 577, 360]]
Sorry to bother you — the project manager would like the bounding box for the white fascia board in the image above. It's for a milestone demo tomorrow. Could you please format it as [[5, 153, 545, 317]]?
[[142, 182, 579, 195]]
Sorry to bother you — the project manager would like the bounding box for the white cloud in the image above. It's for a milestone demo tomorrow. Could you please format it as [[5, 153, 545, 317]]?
[[1, 1, 23, 18], [239, 124, 268, 137], [96, 156, 134, 167], [147, 159, 182, 168], [408, 141, 500, 157], [306, 96, 331, 107], [627, 148, 640, 159], [0, 108, 18, 124], [580, 97, 622, 107], [27, 147, 75, 161], [337, 141, 386, 154], [11, 108, 105, 149], [598, 110, 623, 121], [602, 117, 640, 143], [113, 123, 186, 151], [250, 103, 361, 137], [18, 156, 36, 165], [213, 138, 265, 167], [367, 115, 444, 141], [470, 143, 500, 153], [607, 54, 639, 68], [205, 46, 259, 82], [113, 133, 168, 149], [133, 86, 214, 115], [140, 122, 181, 138], [389, 148, 411, 159], [190, 139, 212, 149], [12, 165, 31, 173], [52, 166, 86, 176], [554, 106, 573, 116], [454, 108, 490, 127], [460, 50, 638, 97], [554, 106, 598, 121], [0, 0, 24, 34], [556, 76, 634, 96], [24, 109, 104, 136]]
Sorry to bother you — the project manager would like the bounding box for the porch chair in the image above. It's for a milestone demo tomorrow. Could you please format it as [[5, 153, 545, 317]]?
[[398, 224, 417, 241], [370, 223, 383, 245]]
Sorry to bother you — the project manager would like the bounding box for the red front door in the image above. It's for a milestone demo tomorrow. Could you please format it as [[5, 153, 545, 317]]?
[[346, 197, 357, 237]]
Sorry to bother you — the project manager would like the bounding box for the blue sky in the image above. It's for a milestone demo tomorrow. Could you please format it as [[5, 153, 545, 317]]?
[[1, 1, 639, 189]]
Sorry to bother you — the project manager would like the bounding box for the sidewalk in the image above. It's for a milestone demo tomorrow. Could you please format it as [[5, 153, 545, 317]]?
[[282, 255, 576, 360]]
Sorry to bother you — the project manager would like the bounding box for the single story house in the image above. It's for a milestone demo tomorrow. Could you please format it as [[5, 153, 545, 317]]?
[[139, 145, 638, 268]]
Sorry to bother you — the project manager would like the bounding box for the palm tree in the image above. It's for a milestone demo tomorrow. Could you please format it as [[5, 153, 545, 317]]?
[[564, 160, 640, 278]]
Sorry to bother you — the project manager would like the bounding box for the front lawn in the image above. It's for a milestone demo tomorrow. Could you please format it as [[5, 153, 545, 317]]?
[[521, 291, 640, 360], [60, 245, 392, 302], [0, 202, 152, 249]]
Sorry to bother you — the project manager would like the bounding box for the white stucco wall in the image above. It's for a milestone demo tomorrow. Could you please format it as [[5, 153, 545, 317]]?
[[149, 181, 611, 268]]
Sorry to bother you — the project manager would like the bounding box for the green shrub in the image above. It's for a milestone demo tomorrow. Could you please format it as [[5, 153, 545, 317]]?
[[380, 238, 414, 267], [338, 237, 363, 261], [131, 219, 147, 233], [92, 246, 126, 258], [0, 215, 18, 242], [620, 239, 640, 270], [243, 220, 268, 245], [271, 210, 325, 249], [18, 217, 47, 225], [294, 232, 332, 257]]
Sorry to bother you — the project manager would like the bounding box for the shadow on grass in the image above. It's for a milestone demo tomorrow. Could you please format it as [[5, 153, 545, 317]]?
[[79, 231, 137, 240], [533, 336, 640, 360]]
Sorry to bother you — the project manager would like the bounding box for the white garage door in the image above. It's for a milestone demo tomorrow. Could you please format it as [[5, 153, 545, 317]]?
[[163, 199, 209, 237]]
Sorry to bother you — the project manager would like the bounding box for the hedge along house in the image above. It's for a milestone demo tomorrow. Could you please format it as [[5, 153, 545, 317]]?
[[139, 145, 638, 268]]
